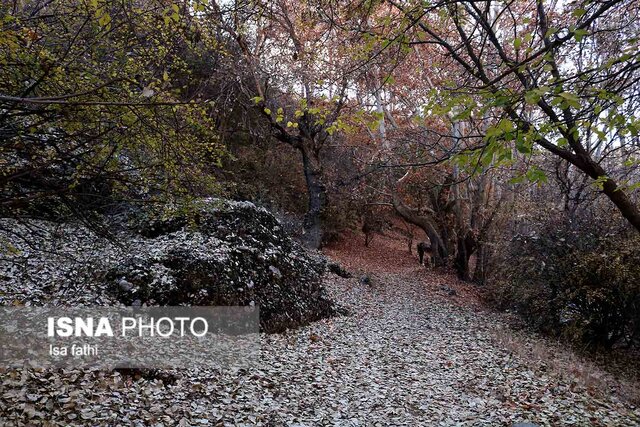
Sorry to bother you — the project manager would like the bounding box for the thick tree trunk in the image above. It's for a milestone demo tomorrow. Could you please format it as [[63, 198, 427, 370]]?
[[544, 135, 640, 232], [391, 193, 448, 266], [451, 160, 471, 280], [601, 178, 640, 232], [300, 143, 327, 249], [472, 243, 487, 285], [455, 239, 470, 281], [574, 154, 640, 232], [454, 233, 476, 281]]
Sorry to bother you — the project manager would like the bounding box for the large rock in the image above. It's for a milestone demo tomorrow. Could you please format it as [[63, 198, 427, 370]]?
[[107, 199, 336, 332]]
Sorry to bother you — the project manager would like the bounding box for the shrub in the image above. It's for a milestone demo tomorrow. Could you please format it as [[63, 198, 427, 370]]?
[[488, 216, 640, 349]]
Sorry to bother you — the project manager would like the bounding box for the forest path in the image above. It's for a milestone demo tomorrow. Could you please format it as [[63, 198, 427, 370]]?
[[263, 229, 640, 426], [2, 230, 639, 426]]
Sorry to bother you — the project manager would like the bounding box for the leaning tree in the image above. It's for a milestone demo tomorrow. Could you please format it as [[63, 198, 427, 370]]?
[[383, 0, 640, 231]]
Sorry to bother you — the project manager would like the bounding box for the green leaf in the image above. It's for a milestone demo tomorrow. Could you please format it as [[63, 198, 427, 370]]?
[[485, 125, 501, 139], [574, 29, 588, 42], [524, 90, 540, 105], [572, 8, 587, 18], [592, 175, 608, 190], [526, 167, 548, 184], [98, 12, 111, 27], [452, 107, 472, 121], [509, 174, 526, 185], [500, 119, 515, 133], [516, 134, 532, 154], [558, 92, 581, 109], [593, 128, 606, 141], [514, 37, 522, 49], [625, 181, 640, 192]]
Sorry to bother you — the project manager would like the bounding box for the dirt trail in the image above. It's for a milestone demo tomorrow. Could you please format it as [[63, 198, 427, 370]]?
[[1, 230, 639, 426], [323, 228, 484, 308], [309, 229, 640, 426]]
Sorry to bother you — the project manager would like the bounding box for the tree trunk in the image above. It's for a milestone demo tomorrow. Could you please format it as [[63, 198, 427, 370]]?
[[300, 143, 327, 249], [575, 154, 640, 232], [473, 244, 484, 284], [473, 243, 488, 285], [601, 178, 640, 232], [454, 233, 476, 281], [391, 193, 448, 266], [455, 238, 471, 281], [451, 156, 471, 280]]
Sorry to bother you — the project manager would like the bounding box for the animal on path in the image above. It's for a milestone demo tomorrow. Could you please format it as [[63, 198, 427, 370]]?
[[417, 242, 433, 267]]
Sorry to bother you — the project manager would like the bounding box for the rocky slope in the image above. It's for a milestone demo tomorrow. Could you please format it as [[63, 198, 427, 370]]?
[[0, 198, 335, 332]]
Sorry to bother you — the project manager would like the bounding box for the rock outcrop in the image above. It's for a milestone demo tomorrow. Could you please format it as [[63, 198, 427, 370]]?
[[108, 199, 336, 332], [0, 199, 337, 333]]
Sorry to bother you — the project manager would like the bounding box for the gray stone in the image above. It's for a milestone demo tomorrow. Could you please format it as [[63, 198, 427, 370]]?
[[117, 278, 133, 292], [269, 265, 283, 279], [108, 198, 336, 332]]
